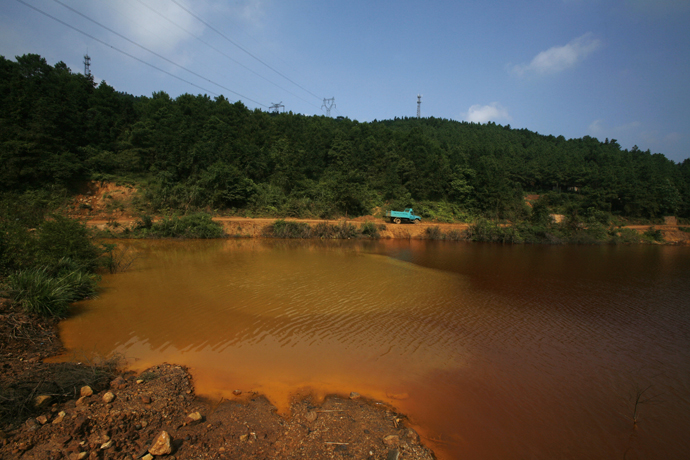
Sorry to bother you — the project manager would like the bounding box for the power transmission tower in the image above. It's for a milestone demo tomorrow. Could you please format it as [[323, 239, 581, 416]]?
[[322, 97, 335, 117], [417, 94, 422, 119], [83, 53, 91, 77], [269, 101, 284, 113]]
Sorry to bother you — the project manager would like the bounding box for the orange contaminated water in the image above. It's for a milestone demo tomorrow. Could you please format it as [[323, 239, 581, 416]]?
[[53, 239, 690, 459]]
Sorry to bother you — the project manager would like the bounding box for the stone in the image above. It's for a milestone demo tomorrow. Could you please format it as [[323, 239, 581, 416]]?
[[110, 376, 126, 389], [232, 389, 242, 395], [36, 415, 48, 425], [406, 428, 419, 443], [76, 396, 88, 406], [80, 386, 93, 397], [141, 455, 153, 460], [102, 392, 115, 404], [382, 435, 400, 447], [239, 434, 249, 442], [305, 411, 318, 422], [68, 453, 87, 460], [52, 411, 67, 424], [136, 379, 144, 384], [100, 440, 112, 449], [349, 392, 361, 400], [34, 395, 52, 408], [148, 431, 173, 456], [185, 412, 203, 425], [387, 449, 400, 460], [141, 396, 152, 404]]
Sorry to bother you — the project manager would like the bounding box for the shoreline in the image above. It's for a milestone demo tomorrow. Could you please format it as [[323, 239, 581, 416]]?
[[0, 299, 436, 460], [84, 215, 690, 245]]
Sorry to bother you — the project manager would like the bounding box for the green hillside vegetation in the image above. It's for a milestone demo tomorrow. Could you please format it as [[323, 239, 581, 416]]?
[[2, 54, 689, 224]]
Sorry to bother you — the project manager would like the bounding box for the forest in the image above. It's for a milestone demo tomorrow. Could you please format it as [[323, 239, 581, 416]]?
[[1, 53, 689, 224]]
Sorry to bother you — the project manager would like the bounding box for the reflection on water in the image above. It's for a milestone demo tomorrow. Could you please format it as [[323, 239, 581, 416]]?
[[56, 239, 690, 459]]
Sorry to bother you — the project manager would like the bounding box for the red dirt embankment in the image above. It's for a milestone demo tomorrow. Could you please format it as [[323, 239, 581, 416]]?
[[71, 181, 689, 243]]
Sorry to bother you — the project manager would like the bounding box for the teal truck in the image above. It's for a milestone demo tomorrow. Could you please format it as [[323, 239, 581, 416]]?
[[385, 208, 422, 224]]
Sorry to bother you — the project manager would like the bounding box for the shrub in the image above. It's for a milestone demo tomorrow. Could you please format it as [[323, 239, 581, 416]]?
[[34, 215, 104, 271], [359, 222, 380, 238], [425, 226, 443, 240], [271, 220, 311, 238], [642, 226, 663, 243], [135, 213, 225, 239], [8, 264, 99, 317]]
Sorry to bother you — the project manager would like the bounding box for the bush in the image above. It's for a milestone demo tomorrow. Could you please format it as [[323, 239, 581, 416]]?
[[425, 226, 443, 240], [7, 264, 99, 317], [359, 222, 380, 238], [134, 213, 225, 238], [642, 226, 664, 243], [466, 219, 522, 243], [35, 215, 104, 271], [270, 220, 312, 238]]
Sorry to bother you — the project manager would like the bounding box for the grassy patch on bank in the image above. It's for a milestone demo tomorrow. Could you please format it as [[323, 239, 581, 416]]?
[[265, 220, 382, 239]]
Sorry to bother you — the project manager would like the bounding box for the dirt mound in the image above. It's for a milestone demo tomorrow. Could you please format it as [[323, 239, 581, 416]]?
[[67, 182, 138, 221]]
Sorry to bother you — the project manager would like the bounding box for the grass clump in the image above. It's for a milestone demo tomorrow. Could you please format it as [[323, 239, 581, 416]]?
[[131, 213, 225, 238], [6, 262, 99, 318], [271, 219, 312, 238]]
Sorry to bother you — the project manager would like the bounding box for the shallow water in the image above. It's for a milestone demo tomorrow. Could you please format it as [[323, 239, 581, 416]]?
[[55, 239, 690, 459]]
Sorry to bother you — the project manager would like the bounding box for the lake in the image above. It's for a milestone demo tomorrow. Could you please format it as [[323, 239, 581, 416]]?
[[55, 239, 690, 459]]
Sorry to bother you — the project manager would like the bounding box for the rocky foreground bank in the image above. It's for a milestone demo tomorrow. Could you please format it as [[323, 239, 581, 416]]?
[[0, 300, 434, 460]]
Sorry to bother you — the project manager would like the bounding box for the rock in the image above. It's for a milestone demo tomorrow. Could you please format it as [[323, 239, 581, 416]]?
[[185, 412, 203, 425], [102, 391, 115, 403], [349, 392, 361, 400], [239, 434, 249, 442], [110, 376, 126, 389], [36, 415, 48, 425], [80, 386, 93, 397], [24, 418, 39, 432], [148, 431, 173, 456], [382, 435, 400, 447], [68, 453, 87, 460], [141, 455, 153, 460], [76, 396, 89, 406], [232, 389, 242, 395], [387, 449, 400, 460], [406, 428, 419, 443], [136, 379, 144, 384], [141, 396, 152, 404], [305, 411, 318, 422], [100, 440, 112, 449], [52, 411, 67, 424], [34, 395, 52, 408]]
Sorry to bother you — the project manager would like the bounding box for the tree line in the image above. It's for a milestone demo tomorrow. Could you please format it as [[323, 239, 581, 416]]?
[[2, 53, 689, 222]]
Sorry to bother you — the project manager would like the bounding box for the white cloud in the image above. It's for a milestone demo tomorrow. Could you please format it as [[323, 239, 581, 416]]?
[[512, 33, 601, 76], [464, 102, 511, 124], [104, 0, 206, 54], [588, 119, 642, 138]]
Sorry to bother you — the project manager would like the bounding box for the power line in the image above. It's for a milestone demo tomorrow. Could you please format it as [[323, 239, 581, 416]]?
[[170, 0, 323, 102], [15, 0, 219, 97], [50, 0, 268, 108], [129, 0, 320, 110]]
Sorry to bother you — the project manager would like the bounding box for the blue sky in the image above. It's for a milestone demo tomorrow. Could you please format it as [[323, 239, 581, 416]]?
[[2, 0, 689, 162]]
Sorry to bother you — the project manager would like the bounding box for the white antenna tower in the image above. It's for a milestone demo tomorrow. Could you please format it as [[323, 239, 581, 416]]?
[[322, 97, 335, 117], [417, 94, 422, 118]]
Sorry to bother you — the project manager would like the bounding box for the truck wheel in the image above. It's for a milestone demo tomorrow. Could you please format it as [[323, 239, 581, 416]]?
[[393, 218, 401, 224], [414, 219, 420, 224]]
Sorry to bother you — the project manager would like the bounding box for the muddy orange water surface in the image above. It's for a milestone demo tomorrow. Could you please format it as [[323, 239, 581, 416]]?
[[53, 239, 690, 459]]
